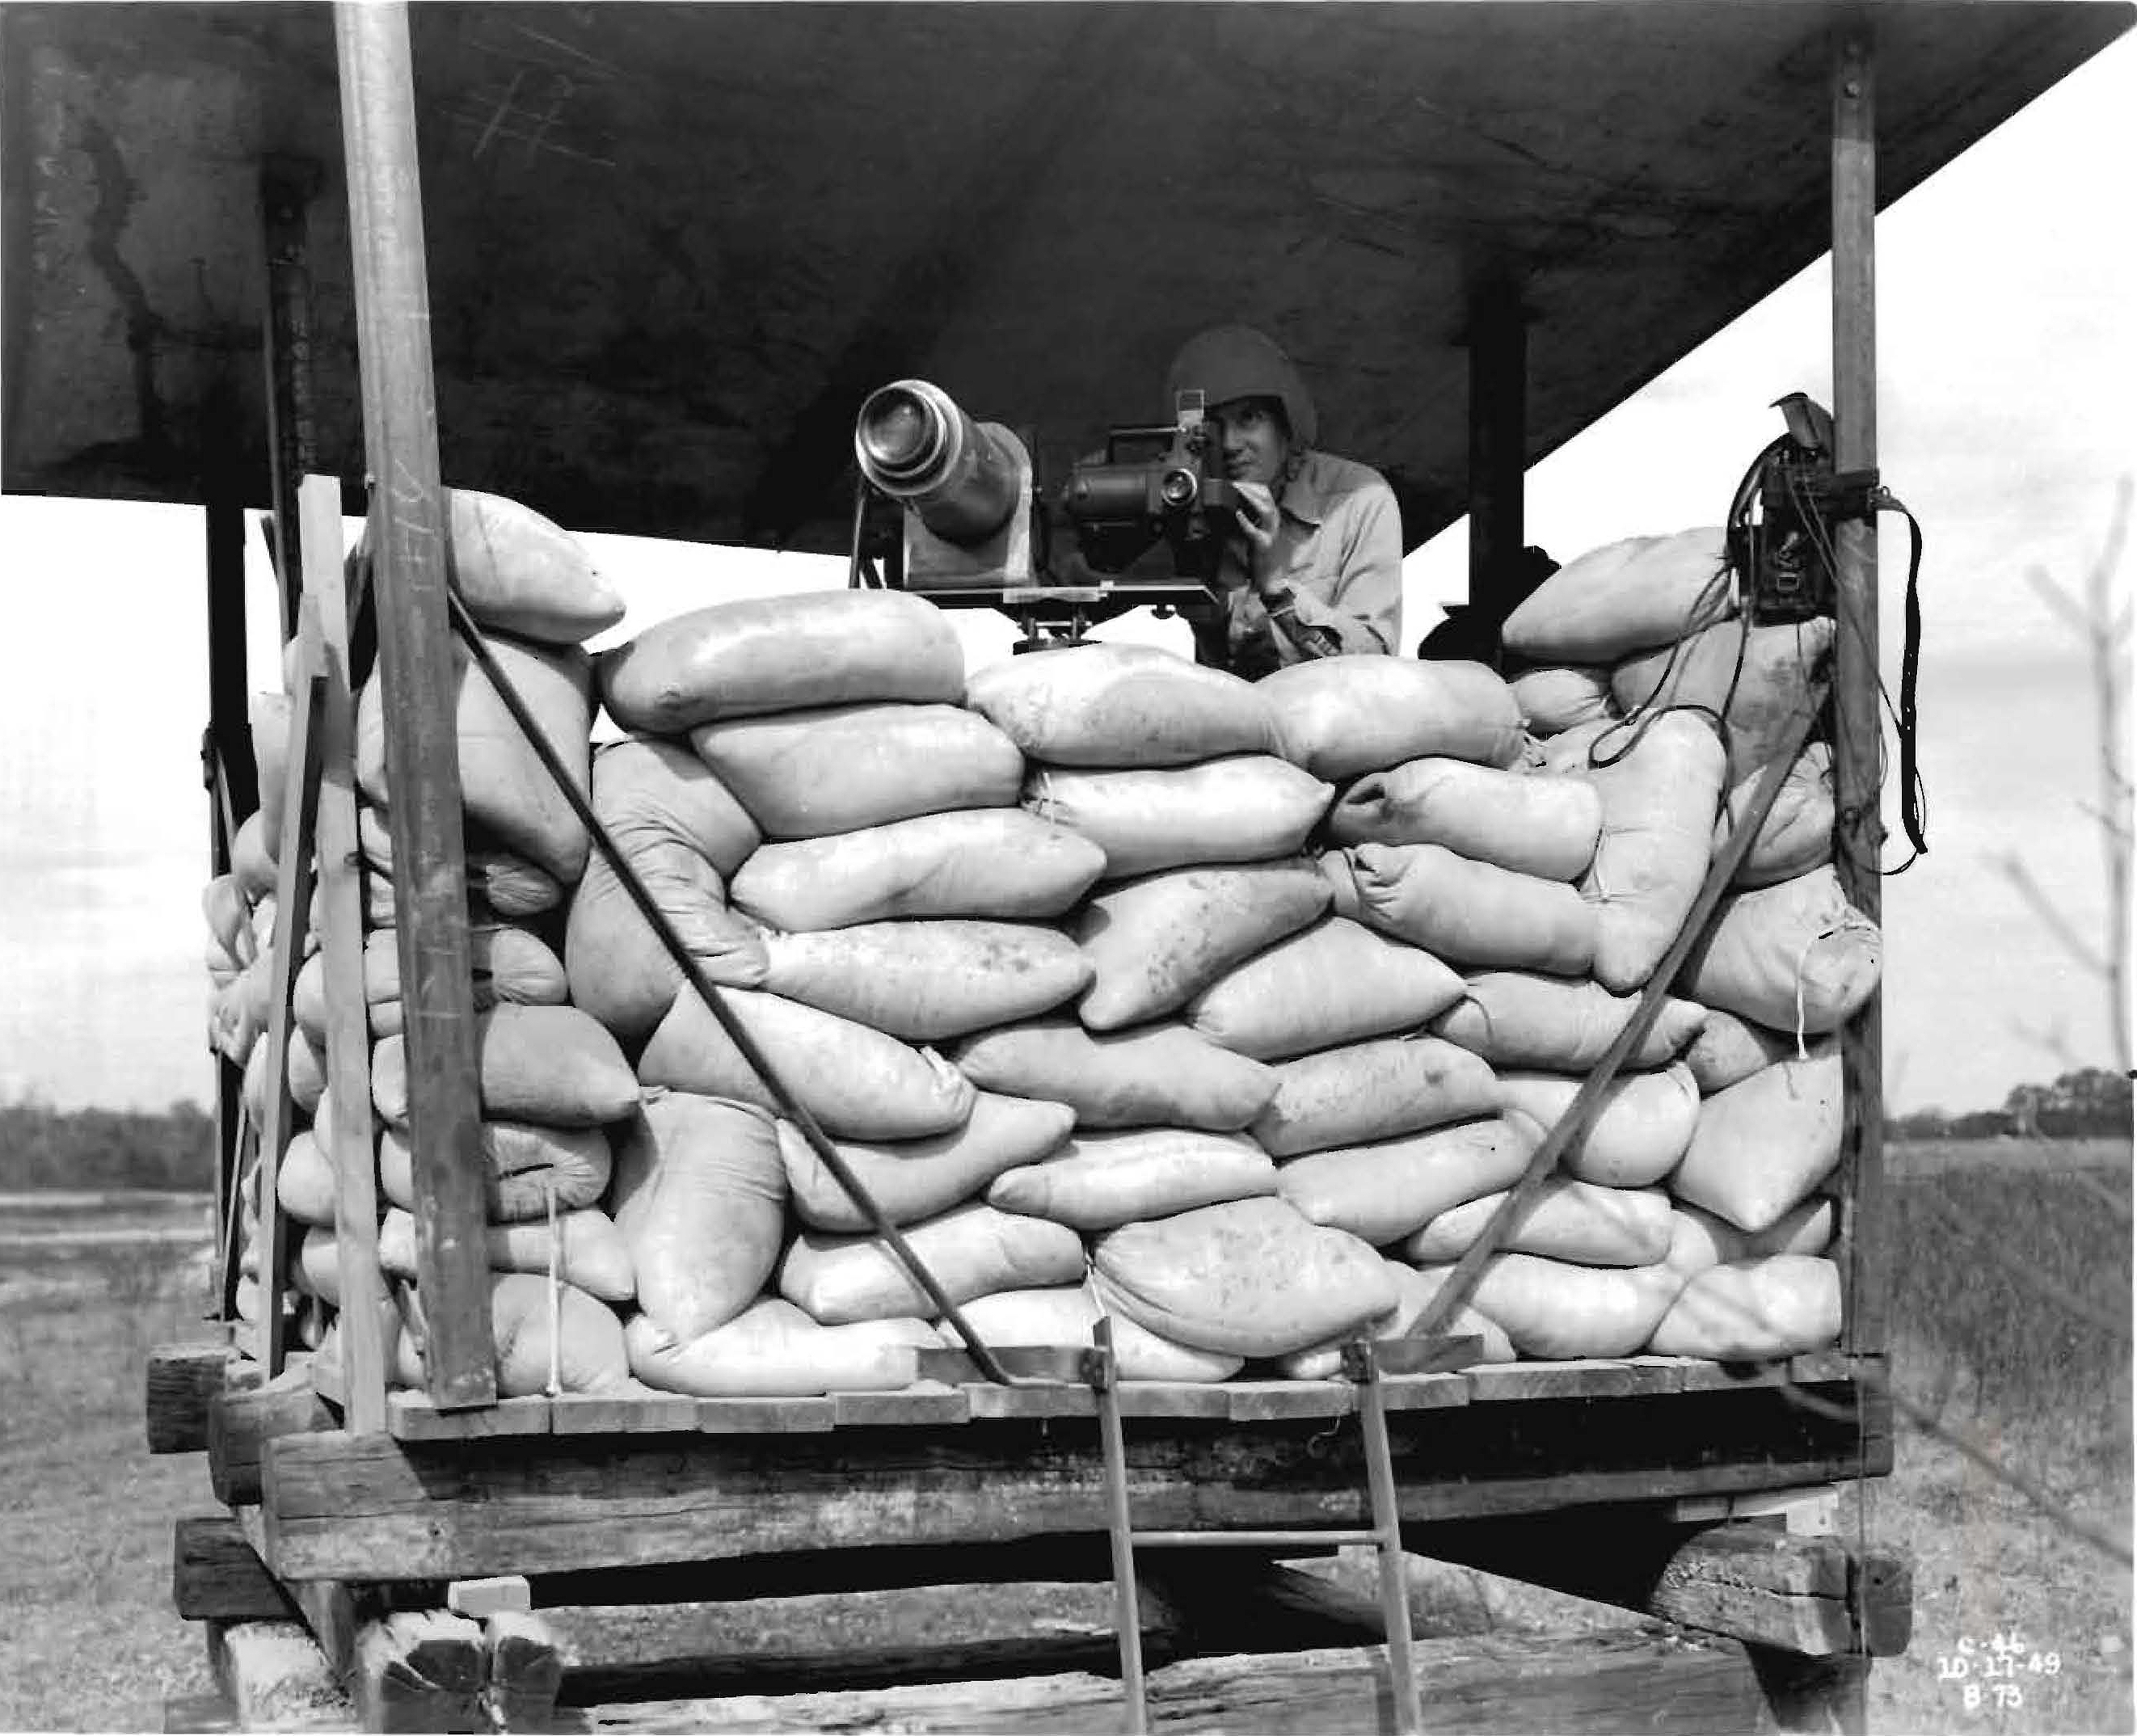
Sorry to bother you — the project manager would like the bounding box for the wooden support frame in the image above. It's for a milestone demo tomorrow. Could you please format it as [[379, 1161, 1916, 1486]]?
[[261, 157, 324, 646]]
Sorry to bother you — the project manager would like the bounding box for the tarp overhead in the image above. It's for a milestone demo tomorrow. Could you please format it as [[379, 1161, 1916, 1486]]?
[[3, 2, 2129, 554]]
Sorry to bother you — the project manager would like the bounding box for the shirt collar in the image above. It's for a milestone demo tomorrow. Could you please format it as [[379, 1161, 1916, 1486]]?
[[1274, 450, 1334, 529]]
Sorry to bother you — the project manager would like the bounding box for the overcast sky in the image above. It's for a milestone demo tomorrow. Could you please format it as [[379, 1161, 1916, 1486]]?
[[1, 22, 2131, 1118]]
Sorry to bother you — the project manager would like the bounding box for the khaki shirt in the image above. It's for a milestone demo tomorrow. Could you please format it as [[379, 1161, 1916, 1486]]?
[[1190, 450, 1404, 680]]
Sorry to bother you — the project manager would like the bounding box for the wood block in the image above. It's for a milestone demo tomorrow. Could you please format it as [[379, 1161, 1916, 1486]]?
[[210, 1366, 336, 1506], [694, 1396, 835, 1434], [1465, 1359, 1678, 1402], [206, 1619, 356, 1732], [445, 1576, 531, 1619], [148, 1345, 238, 1454], [353, 1610, 487, 1734], [830, 1380, 972, 1428], [962, 1380, 1097, 1420], [548, 1387, 700, 1435], [175, 1516, 290, 1624], [1222, 1380, 1355, 1422], [1789, 1350, 1856, 1386], [1376, 1372, 1472, 1413], [162, 1688, 240, 1733], [484, 1609, 563, 1731], [385, 1392, 551, 1442], [234, 1506, 373, 1683]]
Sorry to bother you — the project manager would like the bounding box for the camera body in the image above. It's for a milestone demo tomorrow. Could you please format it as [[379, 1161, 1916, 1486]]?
[[1056, 391, 1241, 583], [1730, 393, 1843, 626]]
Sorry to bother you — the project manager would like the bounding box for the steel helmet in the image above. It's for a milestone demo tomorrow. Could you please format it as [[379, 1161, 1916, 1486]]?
[[1163, 324, 1319, 449]]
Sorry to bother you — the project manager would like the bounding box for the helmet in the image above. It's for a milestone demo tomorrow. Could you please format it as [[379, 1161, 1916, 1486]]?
[[1163, 325, 1318, 449]]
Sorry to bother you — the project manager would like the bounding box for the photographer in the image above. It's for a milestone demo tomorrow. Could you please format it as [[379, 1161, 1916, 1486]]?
[[1165, 325, 1403, 680]]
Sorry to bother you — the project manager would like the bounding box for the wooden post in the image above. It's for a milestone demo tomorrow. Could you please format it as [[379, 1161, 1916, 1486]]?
[[1831, 31, 1886, 1363], [335, 0, 495, 1409], [1465, 277, 1528, 617], [261, 158, 325, 645]]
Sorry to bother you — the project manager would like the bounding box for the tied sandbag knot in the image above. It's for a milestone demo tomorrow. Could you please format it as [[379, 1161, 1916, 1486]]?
[[1792, 916, 1878, 1058]]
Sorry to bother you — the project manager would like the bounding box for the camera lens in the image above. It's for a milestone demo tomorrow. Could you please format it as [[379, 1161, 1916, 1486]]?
[[1158, 467, 1199, 509]]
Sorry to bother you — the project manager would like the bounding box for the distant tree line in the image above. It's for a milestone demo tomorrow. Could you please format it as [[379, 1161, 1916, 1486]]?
[[1887, 1067, 2133, 1142], [0, 1098, 216, 1191]]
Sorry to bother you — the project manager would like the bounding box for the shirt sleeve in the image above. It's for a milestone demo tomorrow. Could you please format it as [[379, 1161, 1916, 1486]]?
[[1271, 474, 1404, 658]]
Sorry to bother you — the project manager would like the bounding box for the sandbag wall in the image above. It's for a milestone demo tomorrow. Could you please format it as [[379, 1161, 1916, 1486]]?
[[202, 511, 1874, 1404]]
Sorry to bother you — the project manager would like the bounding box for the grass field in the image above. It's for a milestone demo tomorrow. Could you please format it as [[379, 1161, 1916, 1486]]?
[[0, 1140, 2127, 1733]]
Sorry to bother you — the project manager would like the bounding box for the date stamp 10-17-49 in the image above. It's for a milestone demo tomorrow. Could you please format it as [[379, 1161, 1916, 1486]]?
[[1935, 1630, 2063, 1714]]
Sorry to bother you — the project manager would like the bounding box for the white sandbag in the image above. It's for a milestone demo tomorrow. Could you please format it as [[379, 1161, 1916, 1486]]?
[[251, 692, 293, 861], [956, 1287, 1244, 1382], [779, 1201, 1086, 1325], [964, 643, 1279, 766], [1501, 528, 1734, 663], [1430, 971, 1706, 1073], [1275, 1256, 1521, 1378], [610, 1093, 786, 1338], [300, 923, 571, 1043], [1186, 915, 1465, 1060], [1073, 859, 1331, 1030], [1253, 1035, 1500, 1157], [357, 633, 593, 885], [292, 1226, 343, 1306], [1258, 655, 1525, 779], [1467, 1252, 1688, 1359], [599, 589, 966, 732], [398, 1271, 631, 1397], [203, 873, 256, 967], [231, 811, 278, 900], [1612, 616, 1836, 786], [1327, 843, 1595, 976], [1716, 742, 1833, 888], [626, 1300, 939, 1397], [1024, 755, 1332, 879], [1675, 866, 1881, 1036], [379, 1120, 606, 1229], [356, 807, 565, 919], [208, 977, 263, 1070], [1403, 1179, 1674, 1268], [372, 1003, 639, 1129], [987, 1127, 1279, 1229], [1327, 756, 1603, 881], [778, 1093, 1077, 1232], [759, 921, 1092, 1041], [1669, 1042, 1842, 1233], [689, 702, 1022, 841], [1664, 1196, 1837, 1277], [378, 1205, 635, 1303], [1646, 1255, 1843, 1360], [637, 984, 975, 1141], [730, 809, 1107, 932], [1493, 1064, 1700, 1188], [565, 736, 769, 1044], [1090, 1197, 1397, 1359], [446, 488, 624, 644], [1577, 712, 1729, 993], [951, 1015, 1278, 1131], [287, 1030, 327, 1115], [1391, 1264, 1519, 1364], [1681, 1008, 1799, 1094], [276, 1131, 338, 1228], [1275, 1115, 1537, 1245], [1510, 664, 1619, 735]]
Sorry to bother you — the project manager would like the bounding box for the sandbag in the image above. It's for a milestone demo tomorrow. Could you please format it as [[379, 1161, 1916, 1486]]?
[[951, 1015, 1278, 1131], [251, 692, 293, 863], [357, 633, 593, 885], [730, 809, 1107, 932], [1510, 664, 1618, 735], [1404, 1179, 1674, 1268], [1073, 859, 1331, 1031], [600, 589, 966, 732], [379, 1119, 612, 1224], [1275, 1114, 1536, 1245], [690, 702, 1022, 841], [1681, 1007, 1800, 1094], [231, 811, 278, 900], [565, 736, 769, 1044], [1275, 1256, 1521, 1378], [203, 874, 256, 969], [638, 984, 975, 1141], [610, 1093, 786, 1338], [1669, 1043, 1842, 1233], [398, 1271, 631, 1397], [626, 1300, 939, 1398], [287, 1030, 327, 1115], [1328, 843, 1595, 976], [208, 976, 263, 1070], [292, 1226, 343, 1306], [373, 1003, 639, 1129], [964, 643, 1279, 767], [1430, 971, 1705, 1073], [987, 1127, 1279, 1229], [446, 488, 624, 644], [1393, 1264, 1519, 1363], [778, 1093, 1077, 1232], [1258, 655, 1525, 779], [1612, 616, 1836, 786], [1716, 742, 1833, 888], [1675, 866, 1881, 1035], [1646, 1255, 1843, 1360], [1253, 1035, 1500, 1157], [1090, 1197, 1397, 1359], [1023, 755, 1332, 879], [1665, 1196, 1837, 1276], [1187, 916, 1465, 1060], [1577, 711, 1729, 993], [299, 923, 571, 1043], [1327, 756, 1603, 882], [1493, 1064, 1700, 1188], [356, 807, 565, 919], [956, 1287, 1244, 1382], [378, 1205, 634, 1303], [276, 1131, 339, 1228], [1467, 1252, 1688, 1359], [1501, 528, 1734, 663], [779, 1202, 1086, 1325], [759, 921, 1092, 1041]]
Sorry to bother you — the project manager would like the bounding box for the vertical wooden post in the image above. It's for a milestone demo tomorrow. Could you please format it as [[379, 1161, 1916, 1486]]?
[[1831, 31, 1886, 1364], [261, 158, 325, 645], [335, 0, 495, 1409], [1465, 278, 1528, 617]]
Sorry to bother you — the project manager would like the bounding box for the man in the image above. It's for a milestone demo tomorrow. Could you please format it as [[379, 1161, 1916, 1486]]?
[[1164, 324, 1403, 680]]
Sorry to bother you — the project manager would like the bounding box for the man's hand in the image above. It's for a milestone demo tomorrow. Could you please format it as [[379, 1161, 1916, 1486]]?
[[1233, 480, 1280, 555]]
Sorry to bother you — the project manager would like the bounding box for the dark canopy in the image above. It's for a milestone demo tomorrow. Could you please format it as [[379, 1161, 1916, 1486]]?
[[3, 2, 2128, 552]]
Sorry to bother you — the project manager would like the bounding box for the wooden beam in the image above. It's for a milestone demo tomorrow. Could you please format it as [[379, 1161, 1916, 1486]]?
[[174, 1516, 291, 1624], [147, 1344, 248, 1455], [209, 1365, 337, 1508], [204, 477, 254, 1321], [205, 1620, 355, 1733], [333, 0, 494, 1411], [260, 157, 324, 646], [352, 1610, 487, 1734]]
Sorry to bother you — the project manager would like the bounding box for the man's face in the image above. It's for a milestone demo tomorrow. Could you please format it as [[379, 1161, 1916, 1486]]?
[[1209, 397, 1292, 490]]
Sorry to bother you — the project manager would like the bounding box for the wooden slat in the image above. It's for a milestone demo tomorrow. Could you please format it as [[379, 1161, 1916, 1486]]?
[[963, 1381, 1098, 1421], [1465, 1359, 1682, 1402], [148, 1344, 242, 1455], [830, 1382, 972, 1428], [1377, 1372, 1473, 1413], [549, 1388, 700, 1435], [385, 1391, 550, 1441], [1789, 1350, 1856, 1386], [694, 1397, 836, 1435], [1223, 1380, 1355, 1422], [1114, 1382, 1233, 1419]]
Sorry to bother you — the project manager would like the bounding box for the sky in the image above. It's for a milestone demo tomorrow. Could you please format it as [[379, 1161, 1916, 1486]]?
[[1, 19, 2131, 1119]]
